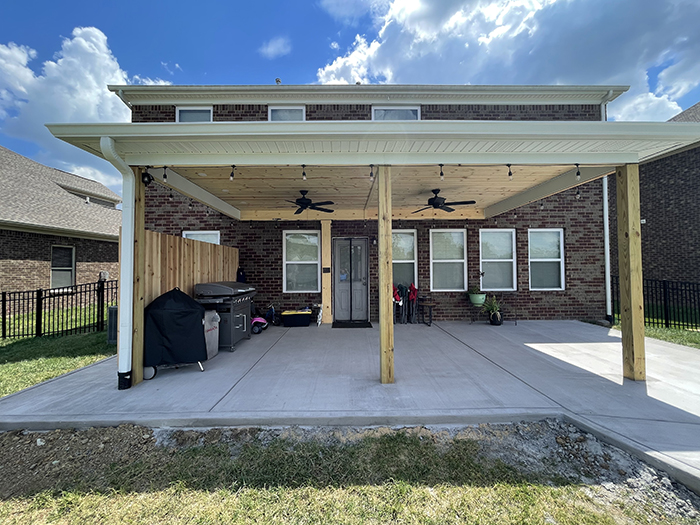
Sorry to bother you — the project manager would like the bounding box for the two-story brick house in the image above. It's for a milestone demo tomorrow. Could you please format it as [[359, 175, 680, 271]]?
[[48, 84, 700, 387]]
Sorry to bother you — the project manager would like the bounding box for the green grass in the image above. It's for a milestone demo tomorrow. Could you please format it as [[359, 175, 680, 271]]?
[[0, 331, 116, 397], [612, 324, 700, 350], [3, 303, 114, 338], [0, 432, 664, 524]]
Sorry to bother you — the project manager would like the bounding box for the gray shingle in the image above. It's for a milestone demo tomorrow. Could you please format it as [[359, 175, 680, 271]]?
[[0, 145, 121, 239], [669, 101, 700, 122]]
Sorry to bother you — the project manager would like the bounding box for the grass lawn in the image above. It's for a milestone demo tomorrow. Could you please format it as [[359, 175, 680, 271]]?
[[0, 331, 116, 398], [612, 324, 700, 350], [0, 429, 680, 525]]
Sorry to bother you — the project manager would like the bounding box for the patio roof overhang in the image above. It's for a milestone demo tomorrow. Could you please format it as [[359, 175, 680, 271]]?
[[47, 120, 700, 221]]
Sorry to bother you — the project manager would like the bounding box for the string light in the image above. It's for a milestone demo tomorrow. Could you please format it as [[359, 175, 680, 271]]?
[[576, 188, 581, 200], [302, 164, 307, 181], [369, 164, 374, 182], [439, 163, 444, 182], [575, 163, 581, 182], [162, 166, 167, 182], [229, 165, 236, 181], [540, 201, 544, 210], [507, 164, 513, 181], [168, 191, 173, 201]]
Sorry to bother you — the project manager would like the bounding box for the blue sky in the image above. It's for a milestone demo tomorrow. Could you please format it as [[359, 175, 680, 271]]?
[[2, 0, 700, 195]]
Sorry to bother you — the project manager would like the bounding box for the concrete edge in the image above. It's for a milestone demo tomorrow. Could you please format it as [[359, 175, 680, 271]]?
[[563, 412, 700, 496]]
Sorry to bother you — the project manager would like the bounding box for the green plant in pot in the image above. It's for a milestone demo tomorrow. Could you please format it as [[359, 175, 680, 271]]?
[[467, 272, 487, 306], [481, 295, 503, 325]]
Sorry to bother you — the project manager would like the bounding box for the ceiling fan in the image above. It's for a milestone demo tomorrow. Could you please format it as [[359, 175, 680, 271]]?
[[286, 190, 335, 214], [412, 189, 476, 214]]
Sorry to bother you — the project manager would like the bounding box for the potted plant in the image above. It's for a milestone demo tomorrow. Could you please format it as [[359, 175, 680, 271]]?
[[467, 285, 486, 306], [481, 295, 503, 325]]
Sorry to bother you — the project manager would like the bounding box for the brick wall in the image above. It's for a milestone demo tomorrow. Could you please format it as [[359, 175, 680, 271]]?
[[213, 105, 268, 121], [608, 145, 700, 283], [0, 229, 119, 292], [306, 104, 372, 120], [145, 182, 606, 322], [132, 105, 176, 123], [420, 104, 601, 121]]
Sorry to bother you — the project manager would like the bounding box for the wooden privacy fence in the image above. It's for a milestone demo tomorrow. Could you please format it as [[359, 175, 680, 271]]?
[[143, 230, 239, 306]]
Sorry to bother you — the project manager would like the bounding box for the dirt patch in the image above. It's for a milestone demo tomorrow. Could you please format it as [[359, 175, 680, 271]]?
[[0, 419, 698, 522]]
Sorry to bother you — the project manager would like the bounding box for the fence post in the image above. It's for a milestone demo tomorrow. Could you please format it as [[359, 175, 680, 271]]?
[[35, 288, 43, 337], [97, 280, 105, 331], [2, 292, 6, 339], [663, 280, 671, 328]]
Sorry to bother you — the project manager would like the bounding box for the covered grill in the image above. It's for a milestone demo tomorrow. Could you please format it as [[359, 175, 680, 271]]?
[[194, 281, 256, 351]]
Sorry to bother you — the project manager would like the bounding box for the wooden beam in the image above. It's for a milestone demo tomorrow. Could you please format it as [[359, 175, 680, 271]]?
[[240, 207, 485, 221], [132, 167, 146, 385], [321, 219, 333, 324], [377, 165, 395, 384], [616, 163, 645, 380]]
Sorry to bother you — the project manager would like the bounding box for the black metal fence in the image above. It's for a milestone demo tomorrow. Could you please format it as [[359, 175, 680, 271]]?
[[611, 276, 700, 330], [1, 280, 118, 339]]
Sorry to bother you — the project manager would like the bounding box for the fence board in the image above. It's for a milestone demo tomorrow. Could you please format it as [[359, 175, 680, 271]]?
[[143, 231, 239, 305]]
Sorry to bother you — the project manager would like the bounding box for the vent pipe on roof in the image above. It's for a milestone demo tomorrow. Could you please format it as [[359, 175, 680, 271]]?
[[100, 136, 134, 389]]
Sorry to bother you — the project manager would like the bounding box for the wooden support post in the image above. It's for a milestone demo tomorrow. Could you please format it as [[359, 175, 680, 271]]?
[[377, 165, 394, 384], [616, 163, 645, 380], [321, 219, 333, 324], [131, 167, 146, 385]]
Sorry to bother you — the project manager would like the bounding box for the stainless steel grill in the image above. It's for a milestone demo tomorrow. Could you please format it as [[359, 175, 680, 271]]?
[[194, 281, 256, 351]]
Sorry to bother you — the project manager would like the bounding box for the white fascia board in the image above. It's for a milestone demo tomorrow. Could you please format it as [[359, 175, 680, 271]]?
[[156, 168, 241, 220], [107, 84, 629, 106], [484, 166, 614, 218], [0, 220, 119, 241]]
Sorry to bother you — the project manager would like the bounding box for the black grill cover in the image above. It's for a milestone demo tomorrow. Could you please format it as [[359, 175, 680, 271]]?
[[144, 288, 207, 367]]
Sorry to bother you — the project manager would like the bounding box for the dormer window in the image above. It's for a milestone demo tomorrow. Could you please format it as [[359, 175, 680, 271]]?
[[373, 106, 420, 121], [269, 106, 305, 122], [177, 107, 212, 123]]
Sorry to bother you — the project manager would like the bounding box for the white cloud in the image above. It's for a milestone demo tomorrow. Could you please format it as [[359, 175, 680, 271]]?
[[258, 37, 292, 59], [330, 41, 340, 50], [317, 0, 700, 121], [0, 27, 171, 195], [319, 0, 389, 24]]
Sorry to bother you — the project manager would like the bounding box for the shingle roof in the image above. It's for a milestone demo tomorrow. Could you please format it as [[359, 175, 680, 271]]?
[[0, 145, 121, 239], [669, 101, 700, 122]]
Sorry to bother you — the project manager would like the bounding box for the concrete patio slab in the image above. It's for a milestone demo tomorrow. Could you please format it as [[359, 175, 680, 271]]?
[[1, 320, 699, 493]]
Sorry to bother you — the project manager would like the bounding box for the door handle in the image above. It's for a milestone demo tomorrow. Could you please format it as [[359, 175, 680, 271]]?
[[362, 278, 367, 286]]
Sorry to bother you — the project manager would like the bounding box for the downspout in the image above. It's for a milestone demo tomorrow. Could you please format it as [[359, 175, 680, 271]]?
[[100, 136, 135, 389], [601, 94, 613, 323]]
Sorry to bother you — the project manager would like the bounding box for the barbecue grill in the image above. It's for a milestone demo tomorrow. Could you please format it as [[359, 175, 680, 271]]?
[[194, 281, 256, 351]]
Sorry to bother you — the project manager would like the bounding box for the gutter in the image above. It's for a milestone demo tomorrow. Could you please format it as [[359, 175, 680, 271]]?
[[600, 93, 613, 322], [99, 137, 134, 389], [115, 89, 132, 109]]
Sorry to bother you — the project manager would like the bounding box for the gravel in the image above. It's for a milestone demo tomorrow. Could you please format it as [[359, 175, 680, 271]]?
[[1, 418, 698, 522]]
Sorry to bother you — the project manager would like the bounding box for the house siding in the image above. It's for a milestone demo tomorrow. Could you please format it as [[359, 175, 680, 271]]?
[[213, 104, 268, 121], [145, 182, 605, 322], [420, 104, 601, 121], [608, 145, 700, 283], [306, 104, 372, 120], [132, 105, 176, 123], [0, 229, 119, 292]]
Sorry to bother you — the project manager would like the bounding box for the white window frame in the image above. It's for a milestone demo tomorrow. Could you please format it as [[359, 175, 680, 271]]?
[[528, 228, 565, 291], [283, 230, 321, 293], [392, 229, 418, 287], [268, 106, 306, 122], [429, 229, 467, 292], [182, 230, 220, 245], [176, 106, 213, 123], [479, 229, 517, 292], [50, 245, 75, 289], [372, 106, 421, 121]]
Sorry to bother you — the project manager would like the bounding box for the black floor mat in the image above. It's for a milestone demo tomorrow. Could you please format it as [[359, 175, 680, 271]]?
[[332, 320, 373, 328]]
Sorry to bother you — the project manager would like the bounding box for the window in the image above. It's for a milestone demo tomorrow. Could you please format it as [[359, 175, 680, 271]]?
[[430, 229, 467, 291], [51, 246, 75, 289], [176, 107, 212, 122], [269, 106, 305, 121], [373, 106, 420, 121], [182, 231, 220, 245], [392, 230, 417, 287], [529, 229, 564, 290], [283, 230, 320, 293], [480, 229, 517, 291]]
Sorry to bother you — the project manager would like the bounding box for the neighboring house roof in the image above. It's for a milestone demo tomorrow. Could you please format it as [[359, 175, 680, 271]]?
[[670, 101, 700, 123], [0, 145, 121, 240]]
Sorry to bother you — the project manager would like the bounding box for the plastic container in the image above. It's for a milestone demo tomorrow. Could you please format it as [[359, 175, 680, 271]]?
[[281, 310, 312, 327]]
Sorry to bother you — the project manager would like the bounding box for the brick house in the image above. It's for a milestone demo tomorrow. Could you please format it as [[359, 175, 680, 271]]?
[[0, 145, 120, 292], [608, 101, 700, 283], [47, 84, 700, 387]]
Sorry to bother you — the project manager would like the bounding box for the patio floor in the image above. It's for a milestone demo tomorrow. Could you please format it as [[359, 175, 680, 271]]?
[[1, 320, 699, 493]]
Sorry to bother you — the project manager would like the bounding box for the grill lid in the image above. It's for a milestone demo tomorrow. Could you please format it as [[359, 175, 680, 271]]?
[[194, 281, 256, 298]]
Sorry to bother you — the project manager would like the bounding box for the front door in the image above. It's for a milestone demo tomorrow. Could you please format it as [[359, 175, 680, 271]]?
[[333, 238, 369, 322]]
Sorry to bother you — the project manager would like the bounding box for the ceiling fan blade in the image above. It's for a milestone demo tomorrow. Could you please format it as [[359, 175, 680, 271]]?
[[439, 206, 456, 213], [311, 200, 334, 207], [294, 207, 305, 215], [285, 200, 299, 205], [443, 200, 476, 206], [412, 206, 432, 214], [309, 206, 334, 213]]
